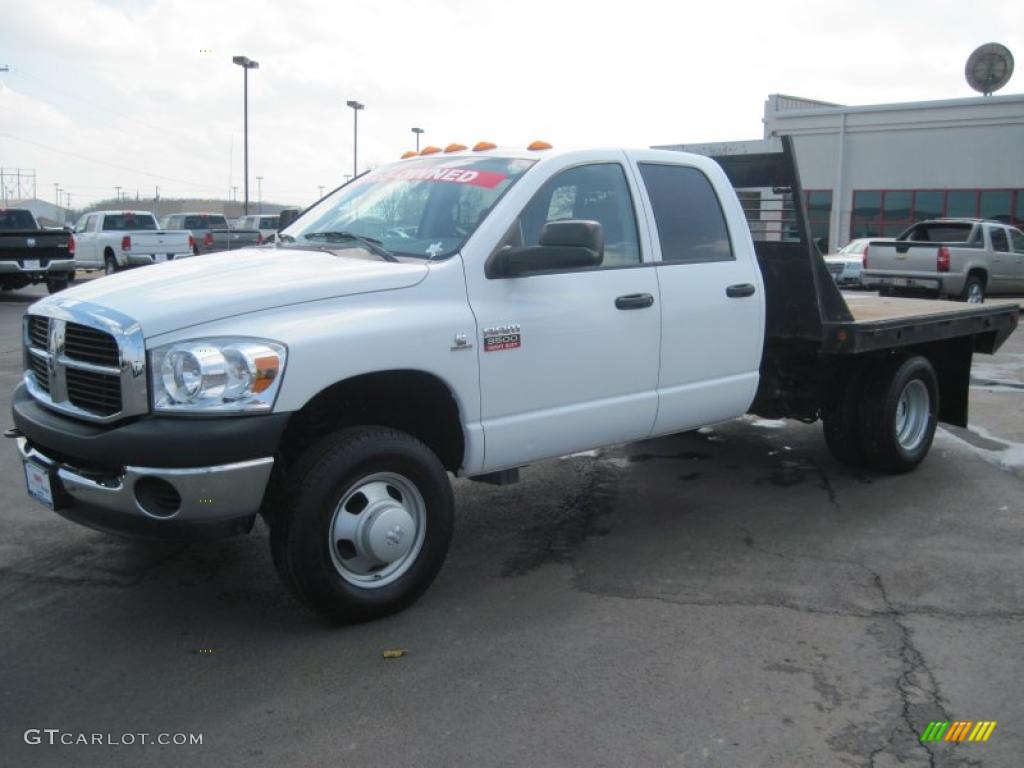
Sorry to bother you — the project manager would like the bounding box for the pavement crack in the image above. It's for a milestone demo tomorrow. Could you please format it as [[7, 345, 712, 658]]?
[[866, 568, 951, 767]]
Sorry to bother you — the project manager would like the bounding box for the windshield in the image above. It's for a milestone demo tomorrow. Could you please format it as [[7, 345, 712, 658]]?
[[837, 239, 867, 255], [103, 213, 157, 231], [282, 156, 536, 258]]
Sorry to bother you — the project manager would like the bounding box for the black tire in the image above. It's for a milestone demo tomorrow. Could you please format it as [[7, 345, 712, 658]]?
[[46, 276, 71, 294], [858, 355, 939, 474], [270, 427, 454, 623], [104, 253, 119, 275], [958, 274, 985, 304], [822, 362, 869, 466]]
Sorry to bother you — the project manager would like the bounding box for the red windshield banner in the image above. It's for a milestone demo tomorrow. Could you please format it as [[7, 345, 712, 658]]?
[[379, 166, 508, 189]]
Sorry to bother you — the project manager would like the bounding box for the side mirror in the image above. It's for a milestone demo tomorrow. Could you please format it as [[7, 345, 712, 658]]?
[[487, 220, 604, 278], [277, 208, 300, 231]]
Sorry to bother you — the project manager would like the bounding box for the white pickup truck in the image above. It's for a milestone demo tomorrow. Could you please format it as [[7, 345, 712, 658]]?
[[12, 139, 1020, 623], [72, 210, 193, 274]]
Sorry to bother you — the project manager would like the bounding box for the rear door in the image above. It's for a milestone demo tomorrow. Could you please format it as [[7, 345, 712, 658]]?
[[75, 215, 99, 266], [986, 225, 1015, 291], [465, 154, 661, 470], [627, 152, 764, 435], [1008, 227, 1024, 290]]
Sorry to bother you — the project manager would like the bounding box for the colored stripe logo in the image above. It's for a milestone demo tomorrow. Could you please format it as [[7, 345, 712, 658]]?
[[921, 721, 997, 742]]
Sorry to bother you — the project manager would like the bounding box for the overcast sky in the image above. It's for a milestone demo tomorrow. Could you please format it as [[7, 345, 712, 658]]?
[[1, 0, 1021, 208]]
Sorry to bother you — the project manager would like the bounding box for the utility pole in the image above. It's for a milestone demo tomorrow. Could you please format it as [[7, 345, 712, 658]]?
[[346, 100, 365, 178], [232, 185, 238, 202], [114, 186, 122, 203], [256, 176, 263, 214], [54, 182, 60, 208]]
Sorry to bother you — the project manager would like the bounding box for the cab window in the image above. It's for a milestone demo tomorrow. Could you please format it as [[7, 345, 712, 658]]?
[[990, 227, 1010, 253], [1010, 228, 1024, 254], [638, 163, 733, 263], [513, 163, 641, 268]]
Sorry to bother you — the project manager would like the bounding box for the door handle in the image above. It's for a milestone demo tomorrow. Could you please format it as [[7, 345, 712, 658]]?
[[726, 283, 756, 298], [615, 293, 655, 310]]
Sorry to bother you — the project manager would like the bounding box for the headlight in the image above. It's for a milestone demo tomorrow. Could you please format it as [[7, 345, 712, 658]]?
[[149, 337, 286, 414]]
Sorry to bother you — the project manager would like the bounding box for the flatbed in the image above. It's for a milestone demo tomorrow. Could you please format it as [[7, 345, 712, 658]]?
[[700, 138, 1020, 431]]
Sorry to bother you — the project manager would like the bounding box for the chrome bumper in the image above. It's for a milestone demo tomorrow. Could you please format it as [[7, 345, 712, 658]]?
[[18, 438, 273, 539], [0, 260, 75, 274], [125, 252, 192, 266]]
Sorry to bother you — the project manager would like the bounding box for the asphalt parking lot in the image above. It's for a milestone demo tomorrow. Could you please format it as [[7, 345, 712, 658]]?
[[1, 283, 1022, 768]]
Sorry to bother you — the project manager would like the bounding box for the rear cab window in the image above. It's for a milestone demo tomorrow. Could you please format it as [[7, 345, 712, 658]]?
[[638, 163, 733, 263], [0, 210, 37, 230], [102, 213, 157, 231]]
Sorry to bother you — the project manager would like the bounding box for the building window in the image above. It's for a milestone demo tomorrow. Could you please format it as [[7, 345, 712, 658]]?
[[804, 190, 832, 249], [850, 189, 1024, 241], [979, 190, 1012, 223], [945, 190, 977, 218], [851, 191, 882, 238]]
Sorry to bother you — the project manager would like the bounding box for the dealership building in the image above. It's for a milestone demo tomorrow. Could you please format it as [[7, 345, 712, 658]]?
[[660, 92, 1024, 252]]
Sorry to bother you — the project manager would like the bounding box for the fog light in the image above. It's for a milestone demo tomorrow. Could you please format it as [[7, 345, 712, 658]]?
[[134, 476, 182, 518]]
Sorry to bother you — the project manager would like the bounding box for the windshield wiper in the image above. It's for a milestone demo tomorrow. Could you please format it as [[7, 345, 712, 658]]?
[[301, 231, 397, 261]]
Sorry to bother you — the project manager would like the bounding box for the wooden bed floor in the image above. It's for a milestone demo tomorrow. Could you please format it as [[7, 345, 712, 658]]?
[[841, 293, 1021, 324]]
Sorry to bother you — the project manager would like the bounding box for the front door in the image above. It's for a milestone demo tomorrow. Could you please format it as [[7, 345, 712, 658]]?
[[465, 158, 661, 471]]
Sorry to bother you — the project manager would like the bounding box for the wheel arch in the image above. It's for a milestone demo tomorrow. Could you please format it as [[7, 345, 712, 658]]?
[[278, 369, 467, 474]]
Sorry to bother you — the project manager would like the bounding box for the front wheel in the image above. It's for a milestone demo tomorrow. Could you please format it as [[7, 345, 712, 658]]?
[[270, 427, 454, 622], [858, 355, 939, 473]]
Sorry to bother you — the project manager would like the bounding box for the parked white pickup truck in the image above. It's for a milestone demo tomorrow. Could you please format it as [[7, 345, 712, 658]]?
[[72, 210, 193, 274], [12, 140, 1020, 622]]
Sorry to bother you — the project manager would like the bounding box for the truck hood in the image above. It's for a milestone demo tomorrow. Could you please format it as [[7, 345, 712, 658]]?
[[33, 246, 429, 337]]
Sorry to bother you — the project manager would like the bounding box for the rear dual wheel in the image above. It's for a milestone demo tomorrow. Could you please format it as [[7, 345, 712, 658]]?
[[822, 355, 939, 473]]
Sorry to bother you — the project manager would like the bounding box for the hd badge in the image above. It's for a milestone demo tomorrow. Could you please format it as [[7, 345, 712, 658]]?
[[483, 323, 521, 352]]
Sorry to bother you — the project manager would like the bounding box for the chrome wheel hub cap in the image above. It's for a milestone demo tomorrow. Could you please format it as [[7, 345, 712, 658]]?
[[895, 379, 930, 451], [967, 284, 983, 303], [329, 472, 426, 588]]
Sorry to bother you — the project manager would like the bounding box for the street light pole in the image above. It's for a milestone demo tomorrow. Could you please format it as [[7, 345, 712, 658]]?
[[412, 127, 424, 152], [256, 176, 263, 214], [346, 100, 364, 178], [232, 55, 260, 215]]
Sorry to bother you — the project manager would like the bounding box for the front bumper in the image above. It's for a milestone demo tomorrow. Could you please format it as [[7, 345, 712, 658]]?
[[12, 384, 289, 539], [18, 438, 273, 539]]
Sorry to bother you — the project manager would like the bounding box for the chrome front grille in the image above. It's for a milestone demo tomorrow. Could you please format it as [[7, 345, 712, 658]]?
[[66, 367, 123, 416], [23, 303, 148, 424], [64, 323, 120, 367]]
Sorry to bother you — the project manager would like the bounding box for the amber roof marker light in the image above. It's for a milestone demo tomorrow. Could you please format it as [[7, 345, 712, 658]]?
[[527, 140, 553, 151], [400, 151, 418, 159], [473, 142, 497, 151], [419, 146, 442, 155], [444, 143, 468, 153]]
